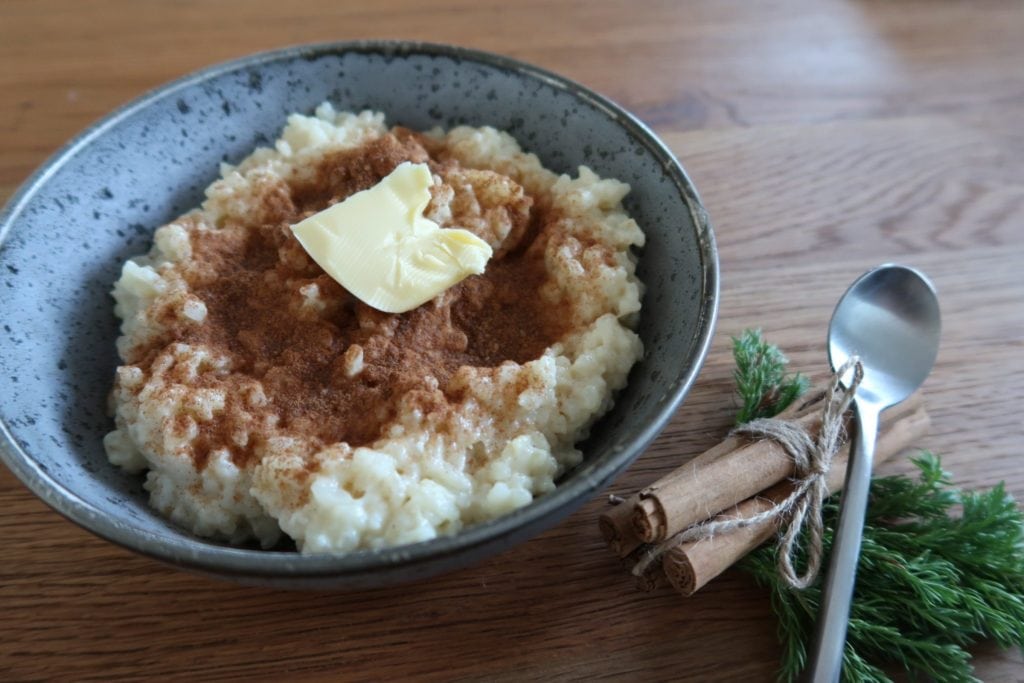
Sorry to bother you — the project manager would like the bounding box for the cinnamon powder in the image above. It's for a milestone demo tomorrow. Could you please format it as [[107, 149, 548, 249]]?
[[145, 133, 570, 470]]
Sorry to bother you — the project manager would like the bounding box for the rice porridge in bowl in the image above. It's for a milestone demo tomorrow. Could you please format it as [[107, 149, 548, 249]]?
[[105, 104, 646, 554]]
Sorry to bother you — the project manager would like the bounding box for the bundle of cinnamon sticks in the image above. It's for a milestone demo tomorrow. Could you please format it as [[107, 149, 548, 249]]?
[[599, 388, 930, 596]]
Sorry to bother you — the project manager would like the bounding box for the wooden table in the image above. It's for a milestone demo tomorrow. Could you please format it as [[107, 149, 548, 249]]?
[[3, 1, 1022, 680]]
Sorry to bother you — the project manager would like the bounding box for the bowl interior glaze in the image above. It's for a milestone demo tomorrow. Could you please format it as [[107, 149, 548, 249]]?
[[0, 42, 717, 588]]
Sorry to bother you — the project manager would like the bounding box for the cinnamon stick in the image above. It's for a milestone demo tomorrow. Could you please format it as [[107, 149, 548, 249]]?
[[633, 391, 924, 544], [598, 421, 761, 558], [661, 403, 930, 596], [619, 547, 669, 592], [600, 390, 821, 557], [599, 494, 644, 558]]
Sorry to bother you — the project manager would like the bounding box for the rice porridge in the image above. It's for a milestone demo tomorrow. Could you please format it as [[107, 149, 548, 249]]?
[[105, 104, 645, 553]]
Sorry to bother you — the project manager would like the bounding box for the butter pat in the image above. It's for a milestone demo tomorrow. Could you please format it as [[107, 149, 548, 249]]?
[[291, 162, 493, 313]]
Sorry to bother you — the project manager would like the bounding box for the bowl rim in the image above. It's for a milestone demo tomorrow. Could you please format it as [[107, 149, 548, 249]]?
[[0, 39, 719, 580]]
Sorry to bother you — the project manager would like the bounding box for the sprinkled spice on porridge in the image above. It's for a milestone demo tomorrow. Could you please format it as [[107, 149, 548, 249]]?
[[105, 104, 645, 553]]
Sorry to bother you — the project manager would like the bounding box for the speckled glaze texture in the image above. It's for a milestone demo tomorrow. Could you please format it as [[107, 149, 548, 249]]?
[[0, 42, 718, 589]]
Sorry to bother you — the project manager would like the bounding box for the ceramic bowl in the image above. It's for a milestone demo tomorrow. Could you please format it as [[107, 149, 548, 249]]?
[[0, 41, 718, 589]]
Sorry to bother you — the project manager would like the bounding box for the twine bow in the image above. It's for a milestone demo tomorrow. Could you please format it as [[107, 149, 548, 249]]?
[[633, 357, 863, 589]]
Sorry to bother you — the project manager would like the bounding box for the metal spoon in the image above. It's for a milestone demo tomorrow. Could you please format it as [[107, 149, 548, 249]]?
[[808, 264, 941, 682]]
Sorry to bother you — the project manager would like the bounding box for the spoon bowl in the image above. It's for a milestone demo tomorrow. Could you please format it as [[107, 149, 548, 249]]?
[[828, 264, 942, 407]]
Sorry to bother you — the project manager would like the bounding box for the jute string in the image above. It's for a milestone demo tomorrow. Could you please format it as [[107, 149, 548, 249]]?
[[632, 357, 863, 589]]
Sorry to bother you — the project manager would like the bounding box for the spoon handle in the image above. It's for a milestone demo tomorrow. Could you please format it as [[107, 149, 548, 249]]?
[[808, 399, 880, 683]]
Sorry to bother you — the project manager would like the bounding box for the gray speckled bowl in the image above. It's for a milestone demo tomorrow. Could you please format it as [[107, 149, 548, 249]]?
[[0, 41, 717, 589]]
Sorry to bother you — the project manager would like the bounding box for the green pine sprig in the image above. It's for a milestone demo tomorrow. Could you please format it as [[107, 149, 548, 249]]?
[[730, 330, 1024, 682], [732, 329, 810, 425]]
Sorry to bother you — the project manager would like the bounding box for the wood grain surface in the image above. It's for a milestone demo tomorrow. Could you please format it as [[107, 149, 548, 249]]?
[[2, 1, 1023, 680]]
